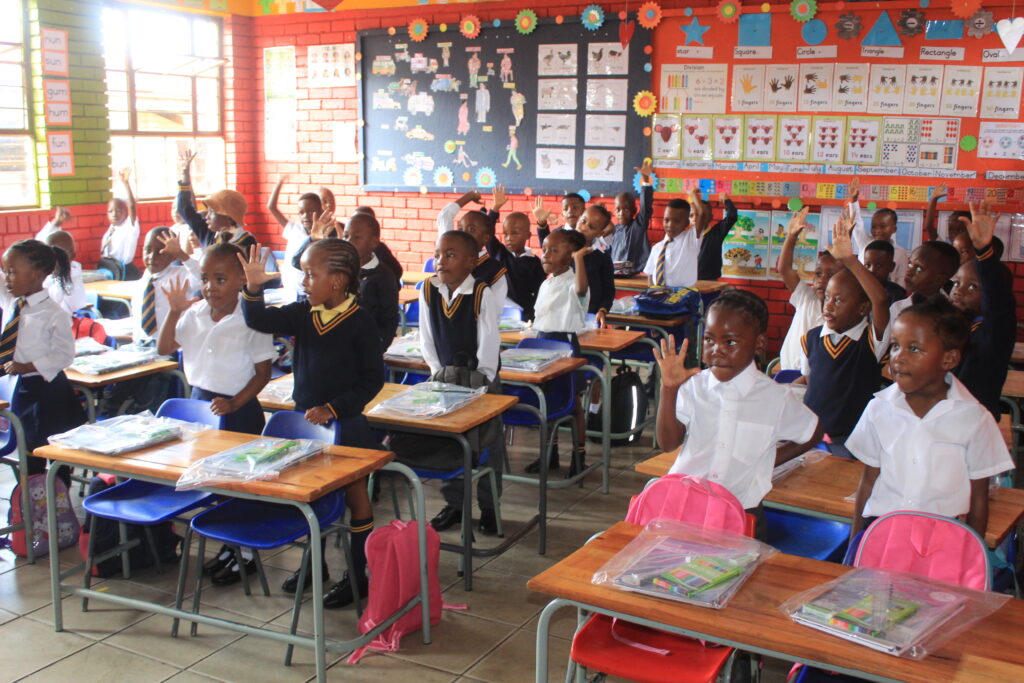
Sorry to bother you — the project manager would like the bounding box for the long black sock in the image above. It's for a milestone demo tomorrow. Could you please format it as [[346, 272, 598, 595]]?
[[349, 516, 374, 580]]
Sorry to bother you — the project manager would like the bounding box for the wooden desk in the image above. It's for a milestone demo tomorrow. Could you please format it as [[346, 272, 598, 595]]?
[[33, 430, 421, 683], [383, 355, 586, 384], [66, 359, 185, 422], [500, 327, 645, 353], [1003, 370, 1024, 399], [85, 279, 137, 301], [529, 521, 1024, 683], [605, 311, 689, 330], [613, 277, 731, 294], [635, 452, 1024, 548], [398, 288, 419, 306], [402, 271, 432, 286], [1012, 342, 1024, 366]]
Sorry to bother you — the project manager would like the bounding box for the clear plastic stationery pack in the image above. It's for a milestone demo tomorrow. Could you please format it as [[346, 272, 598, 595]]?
[[592, 519, 777, 609], [367, 382, 485, 419], [69, 347, 158, 375], [771, 449, 829, 483], [259, 377, 294, 404], [48, 413, 207, 456], [74, 337, 110, 357], [175, 438, 325, 490], [782, 567, 1010, 659], [384, 331, 424, 360], [499, 346, 571, 372], [498, 316, 526, 331]]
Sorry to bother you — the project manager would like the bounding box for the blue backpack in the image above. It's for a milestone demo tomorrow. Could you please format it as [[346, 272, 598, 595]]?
[[634, 287, 701, 318]]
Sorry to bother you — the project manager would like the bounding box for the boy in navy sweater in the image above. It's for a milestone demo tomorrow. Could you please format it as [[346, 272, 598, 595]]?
[[610, 161, 655, 273]]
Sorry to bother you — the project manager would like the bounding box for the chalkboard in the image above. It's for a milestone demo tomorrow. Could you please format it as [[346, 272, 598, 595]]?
[[357, 17, 653, 196]]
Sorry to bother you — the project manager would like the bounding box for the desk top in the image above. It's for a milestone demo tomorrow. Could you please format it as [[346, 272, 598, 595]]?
[[500, 328, 645, 353], [1003, 370, 1024, 399], [0, 400, 9, 411], [1013, 342, 1024, 366], [33, 429, 393, 503], [613, 277, 731, 294], [528, 521, 1024, 683], [635, 452, 1024, 548], [65, 359, 180, 388], [85, 279, 137, 300], [398, 289, 419, 305], [605, 312, 689, 328], [384, 355, 587, 384]]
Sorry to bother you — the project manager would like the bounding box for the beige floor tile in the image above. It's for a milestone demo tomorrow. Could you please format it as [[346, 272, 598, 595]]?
[[0, 558, 63, 615], [25, 577, 176, 639], [188, 564, 307, 624], [0, 616, 92, 680], [477, 537, 574, 579], [386, 611, 515, 675], [326, 652, 458, 682], [162, 672, 224, 683], [189, 624, 343, 683], [441, 568, 543, 628], [19, 641, 178, 682], [264, 597, 364, 642], [464, 628, 571, 683], [0, 606, 18, 626], [104, 606, 258, 669], [521, 605, 582, 640]]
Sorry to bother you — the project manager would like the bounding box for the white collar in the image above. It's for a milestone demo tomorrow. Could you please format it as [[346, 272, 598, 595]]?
[[820, 317, 869, 341], [362, 254, 380, 270], [515, 247, 534, 257], [878, 373, 976, 420], [706, 361, 759, 394], [430, 274, 476, 297], [22, 289, 50, 307]]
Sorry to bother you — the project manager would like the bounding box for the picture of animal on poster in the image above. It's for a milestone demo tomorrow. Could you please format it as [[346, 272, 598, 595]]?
[[721, 210, 771, 279]]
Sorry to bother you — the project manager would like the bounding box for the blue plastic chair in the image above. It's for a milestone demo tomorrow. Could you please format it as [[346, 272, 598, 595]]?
[[156, 398, 222, 427], [402, 280, 425, 328], [262, 409, 339, 443], [0, 374, 21, 460], [764, 508, 850, 562], [0, 375, 34, 563], [423, 257, 435, 272], [772, 369, 802, 384]]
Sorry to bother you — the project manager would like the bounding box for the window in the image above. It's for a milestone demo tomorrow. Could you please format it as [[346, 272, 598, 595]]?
[[103, 4, 226, 199], [0, 0, 34, 207]]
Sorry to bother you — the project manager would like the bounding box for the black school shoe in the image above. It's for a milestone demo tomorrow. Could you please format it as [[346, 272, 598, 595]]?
[[478, 509, 501, 537], [430, 505, 462, 531], [210, 558, 258, 586], [524, 450, 561, 474], [203, 544, 234, 576], [281, 564, 331, 594], [323, 572, 369, 609]]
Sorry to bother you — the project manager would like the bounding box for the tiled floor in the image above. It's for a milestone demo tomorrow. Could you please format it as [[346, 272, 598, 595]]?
[[0, 429, 791, 682]]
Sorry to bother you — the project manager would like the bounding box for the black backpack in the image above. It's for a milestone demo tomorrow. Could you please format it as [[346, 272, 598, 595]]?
[[591, 365, 648, 447]]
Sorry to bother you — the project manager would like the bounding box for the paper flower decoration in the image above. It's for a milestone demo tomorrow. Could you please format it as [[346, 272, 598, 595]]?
[[967, 9, 995, 38], [637, 1, 663, 29], [633, 170, 659, 194], [790, 0, 817, 23], [581, 4, 605, 31], [475, 167, 497, 189], [897, 8, 926, 36], [403, 167, 423, 186], [950, 0, 982, 19], [633, 90, 657, 117], [835, 13, 862, 39], [443, 140, 457, 154], [717, 0, 741, 23], [459, 15, 481, 39], [515, 9, 538, 34], [433, 167, 453, 187], [408, 18, 428, 42]]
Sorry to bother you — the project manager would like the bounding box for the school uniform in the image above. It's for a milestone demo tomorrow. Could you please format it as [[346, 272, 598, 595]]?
[[610, 184, 653, 271], [175, 181, 259, 253], [359, 254, 400, 349], [956, 243, 1016, 420], [533, 269, 589, 355], [175, 296, 277, 434], [484, 235, 545, 321], [100, 216, 141, 264], [583, 248, 615, 316], [668, 363, 819, 511], [882, 279, 907, 308], [697, 198, 738, 281], [280, 220, 308, 301], [374, 241, 404, 282], [801, 317, 890, 444], [241, 289, 384, 449], [0, 289, 85, 472], [131, 261, 201, 343], [850, 202, 908, 287], [435, 201, 511, 313], [779, 284, 823, 371], [847, 374, 1012, 520], [643, 228, 699, 288], [35, 221, 57, 242], [45, 260, 87, 315]]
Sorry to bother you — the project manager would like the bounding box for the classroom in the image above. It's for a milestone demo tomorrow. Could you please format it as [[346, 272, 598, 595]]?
[[1, 0, 1024, 680]]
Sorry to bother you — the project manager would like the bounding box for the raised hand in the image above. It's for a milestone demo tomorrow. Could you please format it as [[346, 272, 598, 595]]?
[[309, 209, 335, 240], [457, 189, 482, 208], [491, 184, 507, 211], [961, 199, 999, 250], [118, 167, 132, 185], [156, 230, 187, 262], [653, 336, 700, 390], [930, 183, 948, 202], [847, 177, 860, 204], [532, 196, 551, 225], [787, 206, 810, 238], [829, 207, 855, 261], [180, 148, 197, 167], [236, 243, 278, 290], [51, 206, 71, 225], [635, 158, 654, 182], [161, 277, 198, 314]]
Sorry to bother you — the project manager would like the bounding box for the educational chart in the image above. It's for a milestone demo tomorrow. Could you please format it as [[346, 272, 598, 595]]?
[[768, 210, 820, 281], [721, 210, 771, 280], [358, 18, 651, 194]]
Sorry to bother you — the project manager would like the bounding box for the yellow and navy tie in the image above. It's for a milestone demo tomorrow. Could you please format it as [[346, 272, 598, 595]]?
[[140, 279, 157, 336], [655, 236, 673, 286], [0, 298, 24, 364]]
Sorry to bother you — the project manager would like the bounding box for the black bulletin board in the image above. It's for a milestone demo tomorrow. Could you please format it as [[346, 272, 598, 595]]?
[[357, 18, 653, 195]]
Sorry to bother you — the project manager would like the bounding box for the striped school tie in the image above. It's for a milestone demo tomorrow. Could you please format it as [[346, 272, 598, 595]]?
[[140, 279, 157, 336], [100, 226, 113, 256], [0, 298, 24, 364], [655, 236, 673, 287]]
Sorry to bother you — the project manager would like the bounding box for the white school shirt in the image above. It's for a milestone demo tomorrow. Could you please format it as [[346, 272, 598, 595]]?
[[594, 235, 609, 252], [175, 296, 277, 396], [280, 220, 307, 300], [799, 317, 890, 377], [847, 374, 1013, 519], [642, 229, 698, 288], [99, 217, 141, 264], [779, 284, 823, 371], [0, 288, 73, 382], [131, 260, 201, 342], [418, 275, 500, 382], [849, 201, 908, 288], [668, 363, 819, 509], [533, 269, 589, 335], [35, 221, 57, 242], [45, 261, 87, 315]]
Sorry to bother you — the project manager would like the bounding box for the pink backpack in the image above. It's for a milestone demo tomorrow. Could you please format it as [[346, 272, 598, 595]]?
[[348, 519, 457, 663], [5, 473, 80, 558], [625, 473, 748, 534]]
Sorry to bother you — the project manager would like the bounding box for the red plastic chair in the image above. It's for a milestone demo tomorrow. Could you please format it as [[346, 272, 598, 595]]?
[[570, 474, 757, 683]]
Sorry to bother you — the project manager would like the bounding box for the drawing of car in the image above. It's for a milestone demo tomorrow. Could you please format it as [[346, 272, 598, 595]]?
[[406, 126, 435, 142], [372, 91, 402, 110], [407, 92, 435, 115], [371, 56, 396, 76]]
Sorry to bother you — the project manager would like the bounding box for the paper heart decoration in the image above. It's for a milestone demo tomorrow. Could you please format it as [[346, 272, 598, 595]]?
[[619, 20, 636, 48], [996, 17, 1024, 55], [309, 0, 344, 9]]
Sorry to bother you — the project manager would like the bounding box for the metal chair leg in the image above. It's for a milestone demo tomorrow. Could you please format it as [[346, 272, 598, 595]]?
[[118, 522, 131, 579], [82, 514, 97, 612], [485, 468, 504, 538], [284, 544, 311, 666], [171, 523, 192, 637], [234, 545, 252, 596], [190, 534, 205, 637], [142, 526, 164, 574], [252, 549, 270, 597]]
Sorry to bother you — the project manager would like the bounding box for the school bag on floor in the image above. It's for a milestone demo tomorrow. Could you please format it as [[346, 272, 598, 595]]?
[[590, 365, 648, 447], [4, 473, 79, 558], [347, 519, 462, 663]]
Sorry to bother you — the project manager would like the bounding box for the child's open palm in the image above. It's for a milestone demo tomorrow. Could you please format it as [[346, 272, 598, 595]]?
[[118, 167, 132, 185], [156, 231, 186, 261], [847, 176, 860, 204], [962, 199, 999, 249], [492, 184, 507, 211], [931, 183, 948, 201], [532, 196, 551, 225], [309, 209, 334, 240], [787, 206, 810, 237], [161, 277, 198, 314], [829, 207, 855, 261], [634, 158, 654, 182], [653, 336, 699, 390], [237, 244, 277, 289]]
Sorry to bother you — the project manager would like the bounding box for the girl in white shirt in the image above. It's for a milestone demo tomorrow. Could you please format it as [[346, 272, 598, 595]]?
[[527, 228, 591, 476], [1, 239, 86, 480]]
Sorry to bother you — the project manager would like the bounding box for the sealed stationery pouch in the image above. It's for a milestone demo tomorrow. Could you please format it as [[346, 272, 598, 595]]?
[[384, 331, 424, 361], [69, 347, 158, 375], [48, 413, 207, 456], [367, 381, 485, 419], [782, 567, 1010, 659], [634, 287, 700, 318], [175, 438, 324, 490], [499, 346, 571, 372], [592, 518, 777, 609], [74, 337, 110, 356], [259, 376, 294, 404]]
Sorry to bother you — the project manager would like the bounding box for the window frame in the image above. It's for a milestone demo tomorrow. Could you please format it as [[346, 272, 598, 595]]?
[[0, 0, 37, 209]]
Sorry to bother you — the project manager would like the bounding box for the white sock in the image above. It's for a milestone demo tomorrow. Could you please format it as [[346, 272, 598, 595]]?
[[239, 547, 254, 561], [588, 402, 601, 414]]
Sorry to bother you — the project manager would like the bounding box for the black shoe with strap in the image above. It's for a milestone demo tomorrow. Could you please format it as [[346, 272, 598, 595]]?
[[430, 504, 463, 531], [323, 571, 369, 609]]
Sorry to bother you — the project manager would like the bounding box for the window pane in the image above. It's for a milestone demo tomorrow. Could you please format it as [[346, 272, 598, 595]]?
[[0, 136, 35, 206], [129, 10, 190, 67], [101, 8, 127, 71], [193, 19, 220, 58], [0, 0, 22, 45], [112, 135, 226, 200], [105, 70, 127, 92], [108, 110, 130, 130], [135, 72, 193, 132]]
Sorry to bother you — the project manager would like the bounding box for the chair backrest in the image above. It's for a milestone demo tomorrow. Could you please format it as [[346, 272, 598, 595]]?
[[854, 511, 992, 591], [262, 410, 338, 442], [423, 258, 435, 272], [0, 375, 20, 457], [625, 473, 748, 535], [772, 369, 802, 384], [155, 398, 224, 429]]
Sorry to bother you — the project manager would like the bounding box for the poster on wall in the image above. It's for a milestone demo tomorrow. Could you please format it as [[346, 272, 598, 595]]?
[[581, 148, 624, 181], [832, 63, 869, 112], [332, 120, 359, 162], [797, 64, 833, 112], [721, 210, 771, 280], [538, 44, 578, 76], [743, 115, 776, 161], [659, 63, 728, 113], [584, 114, 626, 147], [980, 67, 1023, 119], [845, 116, 881, 165], [307, 44, 356, 88], [811, 116, 845, 163], [903, 64, 943, 115], [764, 64, 799, 112], [585, 79, 629, 111], [537, 113, 577, 146], [538, 78, 578, 110], [776, 115, 811, 162], [587, 43, 629, 75], [264, 46, 297, 161], [866, 64, 906, 116], [731, 65, 765, 111], [681, 115, 713, 160], [651, 114, 681, 159], [940, 65, 982, 117], [712, 115, 743, 160], [978, 120, 1024, 159], [768, 210, 820, 280]]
